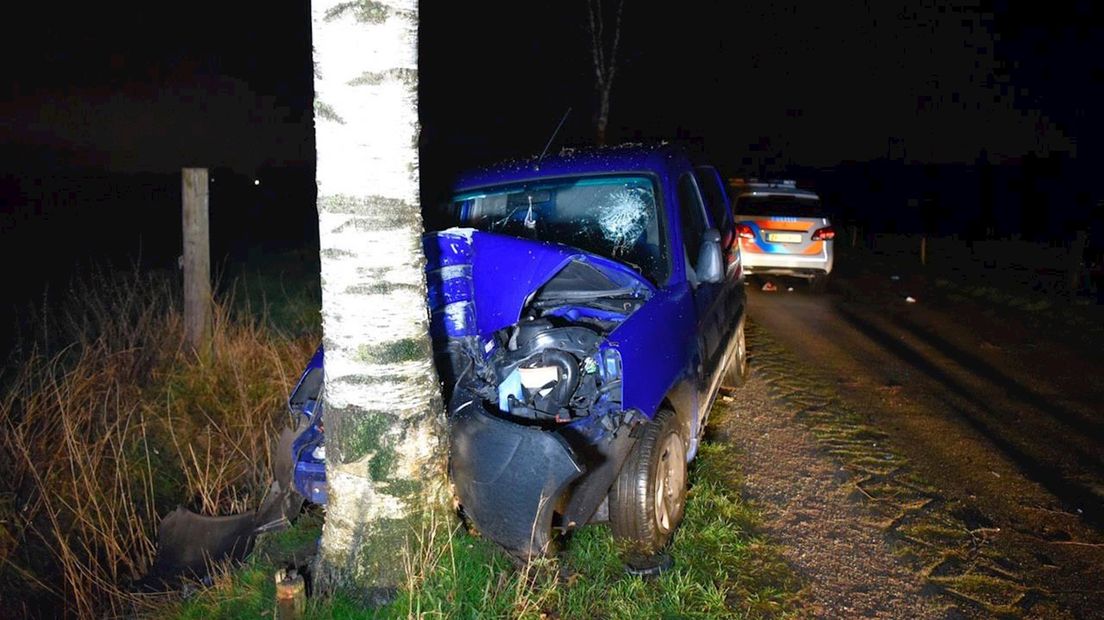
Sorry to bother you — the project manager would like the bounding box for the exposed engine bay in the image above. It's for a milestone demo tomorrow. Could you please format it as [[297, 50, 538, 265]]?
[[482, 319, 609, 420], [247, 230, 660, 562], [444, 258, 645, 428]]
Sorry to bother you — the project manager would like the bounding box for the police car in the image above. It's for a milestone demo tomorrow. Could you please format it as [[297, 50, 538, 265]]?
[[730, 178, 834, 292]]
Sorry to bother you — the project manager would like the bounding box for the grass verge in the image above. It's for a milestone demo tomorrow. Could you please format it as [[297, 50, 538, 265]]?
[[169, 407, 798, 619]]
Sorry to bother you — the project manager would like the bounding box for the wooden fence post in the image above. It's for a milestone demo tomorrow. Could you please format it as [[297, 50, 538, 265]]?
[[182, 168, 211, 351]]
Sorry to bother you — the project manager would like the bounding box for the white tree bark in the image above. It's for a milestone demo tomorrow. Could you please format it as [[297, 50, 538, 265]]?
[[311, 0, 448, 602]]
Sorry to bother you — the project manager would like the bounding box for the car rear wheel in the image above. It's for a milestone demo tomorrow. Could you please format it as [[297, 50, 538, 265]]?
[[722, 319, 748, 388], [608, 408, 687, 565]]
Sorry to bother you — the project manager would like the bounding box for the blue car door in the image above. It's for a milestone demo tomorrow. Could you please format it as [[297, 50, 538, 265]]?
[[694, 165, 744, 333], [677, 173, 726, 392]]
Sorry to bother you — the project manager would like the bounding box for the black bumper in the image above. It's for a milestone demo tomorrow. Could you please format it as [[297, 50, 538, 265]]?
[[449, 402, 583, 559]]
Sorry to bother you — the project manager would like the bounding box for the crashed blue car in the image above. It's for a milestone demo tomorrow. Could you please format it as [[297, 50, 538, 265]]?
[[289, 144, 748, 566]]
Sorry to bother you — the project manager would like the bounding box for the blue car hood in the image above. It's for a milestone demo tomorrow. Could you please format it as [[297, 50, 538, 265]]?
[[424, 228, 654, 340]]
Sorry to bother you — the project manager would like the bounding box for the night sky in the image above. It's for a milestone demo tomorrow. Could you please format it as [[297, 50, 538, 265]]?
[[3, 2, 1098, 169], [1, 1, 1102, 323]]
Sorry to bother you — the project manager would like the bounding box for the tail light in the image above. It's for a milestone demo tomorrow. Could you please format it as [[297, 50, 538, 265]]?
[[811, 226, 835, 241], [735, 223, 755, 240]]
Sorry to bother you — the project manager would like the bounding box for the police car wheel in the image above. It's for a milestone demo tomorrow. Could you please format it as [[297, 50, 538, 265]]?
[[810, 273, 830, 293]]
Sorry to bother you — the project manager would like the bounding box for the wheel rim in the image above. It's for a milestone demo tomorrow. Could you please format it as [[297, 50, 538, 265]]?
[[654, 432, 686, 534]]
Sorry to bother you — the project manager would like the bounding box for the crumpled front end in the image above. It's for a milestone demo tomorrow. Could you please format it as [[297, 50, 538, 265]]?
[[285, 229, 653, 559], [426, 229, 650, 558], [449, 401, 582, 557], [448, 397, 645, 559]]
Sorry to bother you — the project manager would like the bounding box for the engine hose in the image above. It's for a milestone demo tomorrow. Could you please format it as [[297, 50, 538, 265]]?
[[539, 349, 579, 407]]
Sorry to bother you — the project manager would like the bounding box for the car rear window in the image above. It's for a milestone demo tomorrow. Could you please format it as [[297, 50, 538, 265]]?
[[735, 194, 825, 218]]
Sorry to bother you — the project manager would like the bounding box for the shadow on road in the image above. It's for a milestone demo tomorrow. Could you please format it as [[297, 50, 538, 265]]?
[[886, 312, 1103, 439], [835, 304, 1104, 529]]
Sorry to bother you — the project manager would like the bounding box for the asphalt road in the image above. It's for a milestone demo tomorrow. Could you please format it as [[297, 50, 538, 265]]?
[[744, 270, 1104, 616]]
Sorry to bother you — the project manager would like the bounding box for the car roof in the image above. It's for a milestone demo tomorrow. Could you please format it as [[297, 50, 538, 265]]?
[[454, 142, 690, 192]]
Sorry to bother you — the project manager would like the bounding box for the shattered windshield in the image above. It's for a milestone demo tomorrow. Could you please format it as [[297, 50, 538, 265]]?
[[449, 175, 667, 283]]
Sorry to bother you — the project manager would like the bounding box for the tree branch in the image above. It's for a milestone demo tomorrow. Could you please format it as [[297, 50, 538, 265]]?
[[606, 0, 624, 85], [587, 0, 606, 87]]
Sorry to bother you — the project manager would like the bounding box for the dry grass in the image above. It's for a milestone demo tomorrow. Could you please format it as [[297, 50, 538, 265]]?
[[0, 269, 316, 617]]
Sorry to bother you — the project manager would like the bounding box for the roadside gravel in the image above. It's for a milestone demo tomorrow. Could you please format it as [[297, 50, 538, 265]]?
[[713, 372, 945, 618]]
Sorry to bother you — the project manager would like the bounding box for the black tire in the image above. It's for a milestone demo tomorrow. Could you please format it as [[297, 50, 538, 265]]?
[[810, 272, 830, 293], [608, 408, 687, 562], [722, 318, 748, 388]]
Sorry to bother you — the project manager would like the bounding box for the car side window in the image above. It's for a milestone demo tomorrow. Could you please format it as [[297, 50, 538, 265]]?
[[678, 173, 708, 273], [694, 167, 731, 233]]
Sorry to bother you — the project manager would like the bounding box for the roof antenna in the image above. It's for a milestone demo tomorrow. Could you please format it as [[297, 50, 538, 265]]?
[[534, 107, 572, 171]]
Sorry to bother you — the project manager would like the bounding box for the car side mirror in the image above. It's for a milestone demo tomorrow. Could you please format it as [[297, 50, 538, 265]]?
[[696, 228, 724, 284]]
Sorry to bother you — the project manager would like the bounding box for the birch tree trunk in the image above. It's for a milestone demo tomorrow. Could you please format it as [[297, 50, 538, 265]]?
[[311, 0, 448, 603]]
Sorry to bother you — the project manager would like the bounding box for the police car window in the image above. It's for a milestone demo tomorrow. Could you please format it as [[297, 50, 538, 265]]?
[[735, 195, 824, 217], [677, 173, 708, 271]]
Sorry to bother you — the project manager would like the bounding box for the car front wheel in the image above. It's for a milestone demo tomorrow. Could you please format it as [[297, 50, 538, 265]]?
[[608, 408, 687, 567]]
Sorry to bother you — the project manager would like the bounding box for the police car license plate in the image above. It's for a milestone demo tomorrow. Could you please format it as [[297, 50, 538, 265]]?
[[767, 232, 802, 243]]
